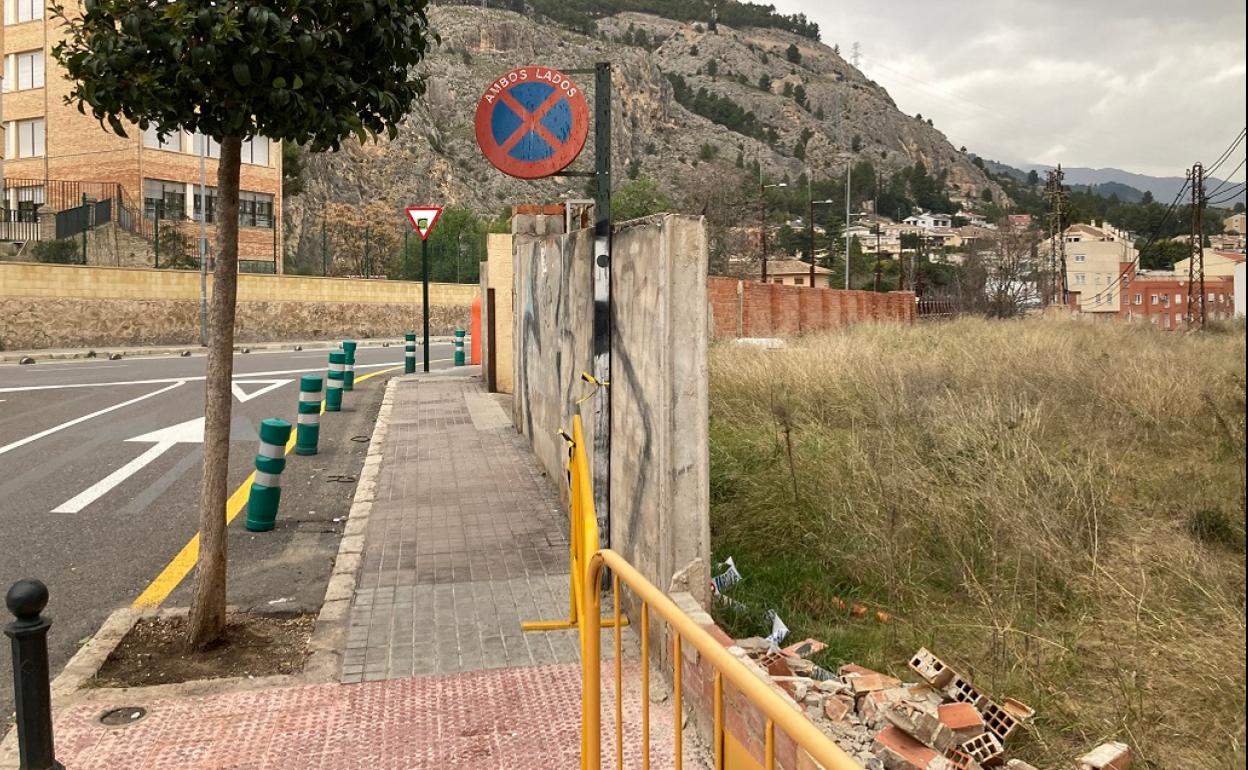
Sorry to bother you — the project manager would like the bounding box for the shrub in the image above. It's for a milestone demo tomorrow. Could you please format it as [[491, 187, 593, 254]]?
[[30, 238, 81, 264]]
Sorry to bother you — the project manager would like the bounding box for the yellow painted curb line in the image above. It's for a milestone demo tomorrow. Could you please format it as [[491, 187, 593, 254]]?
[[132, 364, 403, 609]]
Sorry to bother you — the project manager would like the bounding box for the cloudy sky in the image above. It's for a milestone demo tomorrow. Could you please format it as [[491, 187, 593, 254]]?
[[776, 0, 1247, 181]]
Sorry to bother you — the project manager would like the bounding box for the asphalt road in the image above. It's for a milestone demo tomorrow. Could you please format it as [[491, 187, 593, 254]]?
[[0, 343, 455, 721]]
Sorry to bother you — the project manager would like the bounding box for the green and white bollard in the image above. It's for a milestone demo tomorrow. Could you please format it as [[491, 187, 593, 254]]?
[[326, 350, 346, 412], [295, 374, 323, 456], [404, 333, 417, 374], [245, 418, 292, 532], [341, 340, 357, 391], [454, 328, 466, 367]]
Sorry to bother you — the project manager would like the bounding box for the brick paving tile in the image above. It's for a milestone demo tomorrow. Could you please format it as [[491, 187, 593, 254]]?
[[49, 663, 690, 769], [345, 376, 579, 682]]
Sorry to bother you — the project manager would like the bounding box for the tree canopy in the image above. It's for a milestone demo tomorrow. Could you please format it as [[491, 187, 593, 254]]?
[[53, 0, 435, 150]]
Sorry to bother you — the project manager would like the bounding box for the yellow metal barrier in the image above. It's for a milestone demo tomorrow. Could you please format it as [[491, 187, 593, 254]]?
[[545, 415, 863, 770], [520, 415, 625, 635]]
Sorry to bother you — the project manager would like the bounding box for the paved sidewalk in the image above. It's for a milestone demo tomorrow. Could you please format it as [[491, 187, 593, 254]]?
[[13, 370, 693, 769], [343, 373, 580, 681]]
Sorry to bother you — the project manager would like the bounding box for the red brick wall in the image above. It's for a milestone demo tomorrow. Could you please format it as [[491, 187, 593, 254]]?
[[707, 277, 915, 339]]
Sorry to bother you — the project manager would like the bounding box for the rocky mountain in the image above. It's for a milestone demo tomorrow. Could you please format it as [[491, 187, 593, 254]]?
[[285, 5, 1004, 263]]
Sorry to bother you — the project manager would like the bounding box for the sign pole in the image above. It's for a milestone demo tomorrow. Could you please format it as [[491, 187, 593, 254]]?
[[422, 236, 430, 373], [592, 62, 612, 547]]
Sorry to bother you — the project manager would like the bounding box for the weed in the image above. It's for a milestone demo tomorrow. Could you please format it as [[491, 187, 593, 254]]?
[[709, 317, 1246, 768]]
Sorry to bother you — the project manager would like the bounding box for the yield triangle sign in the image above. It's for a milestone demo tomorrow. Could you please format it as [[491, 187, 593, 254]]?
[[231, 379, 292, 403], [405, 206, 443, 241]]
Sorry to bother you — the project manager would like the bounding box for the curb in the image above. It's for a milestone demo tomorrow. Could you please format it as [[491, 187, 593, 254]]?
[[0, 338, 457, 364], [0, 378, 399, 766], [303, 375, 395, 680]]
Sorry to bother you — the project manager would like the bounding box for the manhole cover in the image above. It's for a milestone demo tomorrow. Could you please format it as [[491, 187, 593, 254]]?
[[98, 706, 147, 727]]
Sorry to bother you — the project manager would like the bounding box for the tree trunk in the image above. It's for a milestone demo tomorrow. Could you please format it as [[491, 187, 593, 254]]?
[[187, 135, 243, 650]]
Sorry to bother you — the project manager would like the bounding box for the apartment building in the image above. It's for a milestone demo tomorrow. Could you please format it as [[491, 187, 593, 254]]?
[[1118, 266, 1235, 330], [1040, 222, 1137, 315], [1, 0, 282, 264]]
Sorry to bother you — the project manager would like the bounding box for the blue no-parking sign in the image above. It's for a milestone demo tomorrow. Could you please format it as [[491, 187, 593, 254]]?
[[474, 66, 589, 179]]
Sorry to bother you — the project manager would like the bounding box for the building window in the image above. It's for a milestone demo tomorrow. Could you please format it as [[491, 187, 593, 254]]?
[[239, 191, 274, 228], [8, 184, 43, 222], [1074, 254, 1086, 263], [193, 188, 218, 224], [241, 136, 270, 166], [6, 118, 46, 158], [142, 124, 181, 152], [3, 50, 44, 91], [1150, 294, 1158, 305], [1176, 294, 1182, 304], [1134, 293, 1142, 305], [1074, 274, 1086, 285], [4, 0, 43, 24], [794, 277, 805, 286], [143, 179, 187, 220], [1208, 292, 1216, 302], [190, 132, 221, 159], [1161, 295, 1169, 307]]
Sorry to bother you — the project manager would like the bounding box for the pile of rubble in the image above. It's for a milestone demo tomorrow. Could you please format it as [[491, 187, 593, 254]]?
[[733, 638, 1132, 770]]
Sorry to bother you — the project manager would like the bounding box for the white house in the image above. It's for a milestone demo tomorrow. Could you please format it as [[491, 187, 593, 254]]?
[[903, 210, 953, 230]]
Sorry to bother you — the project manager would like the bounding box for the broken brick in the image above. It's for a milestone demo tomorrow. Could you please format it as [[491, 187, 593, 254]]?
[[1002, 698, 1035, 721], [823, 696, 852, 722], [960, 731, 1004, 766], [1005, 760, 1039, 770], [849, 672, 904, 694], [783, 638, 828, 658], [943, 747, 984, 770], [874, 725, 941, 770], [765, 654, 794, 678], [942, 675, 986, 709], [876, 610, 893, 624], [840, 663, 884, 677], [938, 703, 986, 742], [1078, 741, 1132, 770], [860, 687, 910, 722], [885, 701, 956, 752], [909, 647, 955, 687], [850, 603, 869, 618], [980, 699, 1021, 742]]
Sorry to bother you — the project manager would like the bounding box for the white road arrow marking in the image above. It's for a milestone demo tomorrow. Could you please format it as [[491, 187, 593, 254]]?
[[51, 417, 204, 513], [231, 379, 292, 403]]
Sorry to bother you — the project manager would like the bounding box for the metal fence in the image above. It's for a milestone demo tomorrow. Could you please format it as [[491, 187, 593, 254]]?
[[285, 217, 490, 284]]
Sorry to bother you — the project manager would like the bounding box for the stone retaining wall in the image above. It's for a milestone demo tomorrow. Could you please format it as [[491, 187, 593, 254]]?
[[0, 261, 472, 350]]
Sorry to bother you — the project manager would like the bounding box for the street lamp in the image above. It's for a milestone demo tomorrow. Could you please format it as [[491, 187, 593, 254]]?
[[759, 181, 787, 282], [808, 198, 835, 288]]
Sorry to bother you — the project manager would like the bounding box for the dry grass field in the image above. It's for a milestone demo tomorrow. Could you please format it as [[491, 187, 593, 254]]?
[[709, 318, 1246, 769]]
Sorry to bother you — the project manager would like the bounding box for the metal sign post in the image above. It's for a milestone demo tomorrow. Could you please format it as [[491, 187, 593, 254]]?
[[404, 207, 444, 373], [590, 62, 612, 544], [472, 63, 611, 546]]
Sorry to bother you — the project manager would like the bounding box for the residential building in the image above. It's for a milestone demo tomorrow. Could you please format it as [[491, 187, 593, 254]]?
[[1, 2, 282, 265], [1006, 214, 1034, 231], [756, 258, 833, 287], [1118, 265, 1236, 329], [1040, 222, 1137, 314], [903, 210, 953, 230], [1172, 249, 1245, 280], [1224, 213, 1246, 235], [955, 209, 989, 227]]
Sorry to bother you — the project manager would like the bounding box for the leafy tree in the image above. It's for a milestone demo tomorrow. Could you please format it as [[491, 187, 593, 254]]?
[[689, 43, 698, 56], [851, 134, 863, 152], [981, 187, 993, 202], [1141, 190, 1154, 205], [758, 73, 772, 91], [815, 105, 825, 120], [706, 59, 718, 79], [30, 239, 81, 264], [785, 43, 801, 63], [1234, 202, 1245, 214], [613, 178, 673, 221], [782, 82, 794, 97], [698, 143, 719, 161], [54, 0, 435, 649], [282, 143, 306, 198], [1026, 169, 1040, 186], [793, 140, 805, 160], [793, 84, 806, 107], [626, 157, 642, 179]]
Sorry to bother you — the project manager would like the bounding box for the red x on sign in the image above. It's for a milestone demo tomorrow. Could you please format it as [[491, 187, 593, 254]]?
[[474, 66, 589, 180]]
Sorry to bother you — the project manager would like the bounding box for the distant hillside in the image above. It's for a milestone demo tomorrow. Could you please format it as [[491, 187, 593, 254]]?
[[286, 5, 1004, 271], [1070, 181, 1146, 203], [1025, 164, 1246, 206]]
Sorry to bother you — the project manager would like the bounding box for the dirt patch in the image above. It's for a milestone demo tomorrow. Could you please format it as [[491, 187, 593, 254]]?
[[89, 612, 315, 688]]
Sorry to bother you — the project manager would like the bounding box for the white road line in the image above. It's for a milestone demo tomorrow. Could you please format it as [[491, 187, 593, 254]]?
[[0, 380, 186, 457], [0, 361, 404, 394], [51, 441, 175, 513]]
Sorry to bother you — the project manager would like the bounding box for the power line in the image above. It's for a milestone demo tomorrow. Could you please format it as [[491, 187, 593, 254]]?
[[1204, 158, 1246, 199], [1203, 127, 1245, 178]]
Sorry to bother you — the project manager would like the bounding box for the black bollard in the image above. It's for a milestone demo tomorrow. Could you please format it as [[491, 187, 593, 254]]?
[[5, 580, 64, 770]]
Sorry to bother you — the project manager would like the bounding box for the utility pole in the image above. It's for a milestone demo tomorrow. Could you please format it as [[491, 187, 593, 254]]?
[[843, 160, 853, 289], [873, 170, 882, 292], [198, 139, 209, 347], [759, 170, 787, 283], [1044, 166, 1069, 307], [1186, 162, 1206, 329]]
